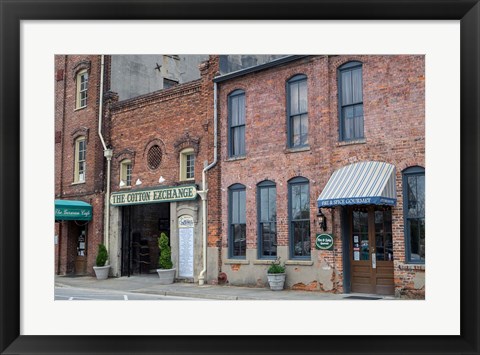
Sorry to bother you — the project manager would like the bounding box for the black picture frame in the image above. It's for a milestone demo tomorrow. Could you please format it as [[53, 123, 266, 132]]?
[[1, 1, 478, 354]]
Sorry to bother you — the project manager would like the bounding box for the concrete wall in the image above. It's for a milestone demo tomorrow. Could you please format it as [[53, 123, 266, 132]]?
[[110, 55, 209, 101]]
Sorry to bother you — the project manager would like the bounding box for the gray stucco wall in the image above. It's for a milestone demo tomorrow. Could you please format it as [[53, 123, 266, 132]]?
[[110, 55, 209, 101]]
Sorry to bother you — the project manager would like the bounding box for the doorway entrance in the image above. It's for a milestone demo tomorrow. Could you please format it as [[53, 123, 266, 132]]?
[[349, 206, 394, 295], [121, 203, 170, 276], [74, 223, 88, 275]]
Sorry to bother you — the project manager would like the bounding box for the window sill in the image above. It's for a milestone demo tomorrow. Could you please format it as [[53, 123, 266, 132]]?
[[336, 139, 367, 147], [398, 263, 425, 271], [284, 146, 310, 154], [224, 259, 249, 265], [74, 106, 87, 112], [285, 260, 314, 266], [253, 259, 276, 265], [71, 181, 86, 185], [119, 186, 132, 190], [225, 156, 246, 162]]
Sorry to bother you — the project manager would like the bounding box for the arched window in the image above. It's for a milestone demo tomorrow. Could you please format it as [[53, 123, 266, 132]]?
[[288, 176, 310, 258], [74, 136, 86, 183], [257, 180, 277, 258], [228, 90, 246, 157], [338, 62, 363, 141], [403, 166, 425, 263], [287, 75, 308, 148], [229, 183, 246, 258]]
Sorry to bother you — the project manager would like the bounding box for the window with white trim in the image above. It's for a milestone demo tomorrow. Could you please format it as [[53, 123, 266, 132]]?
[[74, 136, 86, 183], [120, 159, 132, 187], [76, 69, 88, 109], [180, 148, 195, 181]]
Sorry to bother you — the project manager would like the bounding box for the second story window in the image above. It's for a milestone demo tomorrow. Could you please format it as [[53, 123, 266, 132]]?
[[180, 148, 195, 181], [120, 159, 132, 187], [74, 136, 86, 183], [76, 70, 88, 109], [339, 61, 364, 141], [287, 75, 308, 148], [228, 90, 245, 157]]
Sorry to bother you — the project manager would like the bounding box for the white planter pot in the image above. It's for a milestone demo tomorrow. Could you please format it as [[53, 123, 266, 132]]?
[[93, 265, 110, 280], [267, 273, 286, 291], [156, 268, 176, 284]]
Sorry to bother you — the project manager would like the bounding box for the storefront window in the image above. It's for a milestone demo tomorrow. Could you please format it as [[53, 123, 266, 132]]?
[[403, 166, 425, 263], [288, 177, 310, 259]]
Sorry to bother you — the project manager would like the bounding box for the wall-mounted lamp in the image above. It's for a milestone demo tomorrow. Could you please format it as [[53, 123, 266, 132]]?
[[317, 207, 327, 231]]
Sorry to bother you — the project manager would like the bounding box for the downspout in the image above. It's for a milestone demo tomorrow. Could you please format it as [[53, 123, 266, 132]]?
[[198, 81, 218, 285], [97, 55, 113, 257]]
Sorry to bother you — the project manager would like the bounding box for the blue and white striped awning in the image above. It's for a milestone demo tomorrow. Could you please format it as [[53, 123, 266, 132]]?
[[317, 161, 396, 207]]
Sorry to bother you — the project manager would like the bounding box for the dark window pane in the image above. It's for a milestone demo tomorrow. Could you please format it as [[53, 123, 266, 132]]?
[[239, 189, 246, 224], [290, 82, 299, 115], [231, 96, 238, 126], [299, 80, 307, 113], [341, 70, 353, 105], [293, 220, 310, 257], [239, 125, 245, 155], [417, 175, 425, 217], [238, 94, 245, 125], [269, 187, 276, 221], [300, 114, 308, 146], [231, 190, 239, 224], [352, 68, 363, 103]]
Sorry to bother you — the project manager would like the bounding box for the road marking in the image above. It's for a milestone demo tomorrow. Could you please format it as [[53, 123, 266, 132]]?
[[69, 297, 74, 300], [124, 295, 128, 301]]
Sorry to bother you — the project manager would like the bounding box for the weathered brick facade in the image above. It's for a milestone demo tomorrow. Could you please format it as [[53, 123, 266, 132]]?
[[216, 55, 425, 298], [54, 55, 106, 275]]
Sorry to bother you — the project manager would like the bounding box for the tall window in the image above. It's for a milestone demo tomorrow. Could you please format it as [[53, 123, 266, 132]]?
[[257, 181, 277, 258], [289, 177, 310, 258], [228, 90, 246, 157], [120, 159, 132, 187], [76, 70, 88, 109], [74, 137, 86, 183], [180, 148, 195, 181], [229, 184, 246, 258], [403, 166, 425, 263], [338, 62, 363, 141], [287, 75, 308, 148]]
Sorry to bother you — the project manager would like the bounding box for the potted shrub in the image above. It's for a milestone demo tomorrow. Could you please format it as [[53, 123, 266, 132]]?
[[267, 257, 286, 291], [93, 244, 110, 280], [156, 232, 176, 284]]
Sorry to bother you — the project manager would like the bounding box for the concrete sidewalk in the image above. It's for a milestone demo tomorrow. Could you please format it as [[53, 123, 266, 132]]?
[[55, 275, 395, 301]]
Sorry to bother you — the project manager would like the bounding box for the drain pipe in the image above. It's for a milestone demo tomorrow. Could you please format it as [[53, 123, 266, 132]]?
[[97, 55, 112, 256], [198, 81, 218, 285]]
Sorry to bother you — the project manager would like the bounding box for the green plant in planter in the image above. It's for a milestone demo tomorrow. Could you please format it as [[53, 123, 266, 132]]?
[[157, 232, 173, 269], [95, 244, 108, 267], [267, 257, 285, 274]]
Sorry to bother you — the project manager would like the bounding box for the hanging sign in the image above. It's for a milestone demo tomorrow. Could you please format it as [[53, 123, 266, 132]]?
[[110, 185, 197, 206], [315, 233, 334, 250]]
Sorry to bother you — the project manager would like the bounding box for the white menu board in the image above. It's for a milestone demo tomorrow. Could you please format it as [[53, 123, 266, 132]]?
[[178, 216, 194, 278]]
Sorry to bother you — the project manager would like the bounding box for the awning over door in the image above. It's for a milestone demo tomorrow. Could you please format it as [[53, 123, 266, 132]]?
[[55, 200, 92, 221], [317, 161, 396, 207]]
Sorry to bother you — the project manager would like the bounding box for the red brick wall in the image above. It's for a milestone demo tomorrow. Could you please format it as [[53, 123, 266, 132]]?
[[217, 55, 425, 297], [54, 55, 106, 275]]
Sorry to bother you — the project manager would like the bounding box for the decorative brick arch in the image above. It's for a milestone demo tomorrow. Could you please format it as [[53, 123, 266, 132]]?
[[70, 127, 89, 143], [72, 60, 91, 81], [174, 131, 200, 157], [114, 148, 136, 165]]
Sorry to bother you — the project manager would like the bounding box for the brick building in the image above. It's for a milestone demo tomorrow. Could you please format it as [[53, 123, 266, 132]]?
[[54, 55, 106, 275], [55, 54, 425, 298], [214, 55, 425, 298]]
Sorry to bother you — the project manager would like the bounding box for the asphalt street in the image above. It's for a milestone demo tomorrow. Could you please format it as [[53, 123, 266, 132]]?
[[55, 286, 203, 301]]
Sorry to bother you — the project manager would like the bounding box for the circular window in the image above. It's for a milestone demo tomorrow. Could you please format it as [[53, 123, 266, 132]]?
[[147, 145, 162, 170]]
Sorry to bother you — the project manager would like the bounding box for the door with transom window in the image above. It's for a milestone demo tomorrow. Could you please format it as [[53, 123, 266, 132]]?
[[349, 206, 394, 295]]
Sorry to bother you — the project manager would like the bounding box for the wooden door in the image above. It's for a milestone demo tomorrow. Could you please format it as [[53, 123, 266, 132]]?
[[350, 207, 394, 295], [75, 226, 87, 275]]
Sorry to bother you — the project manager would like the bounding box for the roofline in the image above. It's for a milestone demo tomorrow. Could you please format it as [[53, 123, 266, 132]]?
[[213, 55, 310, 83]]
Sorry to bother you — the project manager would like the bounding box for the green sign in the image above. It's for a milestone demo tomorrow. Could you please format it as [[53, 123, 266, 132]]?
[[315, 233, 334, 250], [110, 185, 197, 206], [55, 200, 92, 221]]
